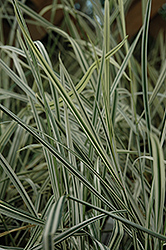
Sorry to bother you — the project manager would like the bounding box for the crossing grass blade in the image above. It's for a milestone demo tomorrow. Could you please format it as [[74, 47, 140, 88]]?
[[108, 221, 124, 250], [110, 27, 142, 99], [1, 0, 166, 248], [68, 196, 166, 242], [1, 38, 127, 109], [0, 59, 36, 100], [0, 104, 120, 211], [23, 196, 55, 250], [0, 108, 27, 151], [43, 196, 66, 250], [148, 60, 166, 107], [54, 37, 127, 108], [53, 214, 106, 246], [27, 214, 106, 250], [0, 153, 38, 217], [12, 0, 123, 189], [11, 0, 129, 103], [0, 102, 134, 215], [0, 200, 44, 226]]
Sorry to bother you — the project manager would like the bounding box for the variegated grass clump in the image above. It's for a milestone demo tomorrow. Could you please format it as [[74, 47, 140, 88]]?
[[0, 0, 166, 249]]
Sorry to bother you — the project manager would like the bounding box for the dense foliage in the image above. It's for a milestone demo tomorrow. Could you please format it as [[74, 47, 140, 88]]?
[[0, 0, 166, 249]]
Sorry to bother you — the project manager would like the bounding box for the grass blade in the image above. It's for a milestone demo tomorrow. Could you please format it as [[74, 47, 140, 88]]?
[[43, 196, 66, 250], [0, 59, 36, 100], [0, 153, 38, 217], [108, 221, 124, 250], [151, 134, 165, 233], [68, 196, 166, 242], [53, 214, 106, 246], [0, 200, 44, 226], [12, 0, 123, 188], [0, 104, 117, 211], [141, 0, 152, 154]]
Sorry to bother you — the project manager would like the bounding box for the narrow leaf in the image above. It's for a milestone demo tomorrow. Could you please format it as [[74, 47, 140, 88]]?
[[43, 196, 66, 250], [0, 153, 38, 217], [0, 200, 44, 226]]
